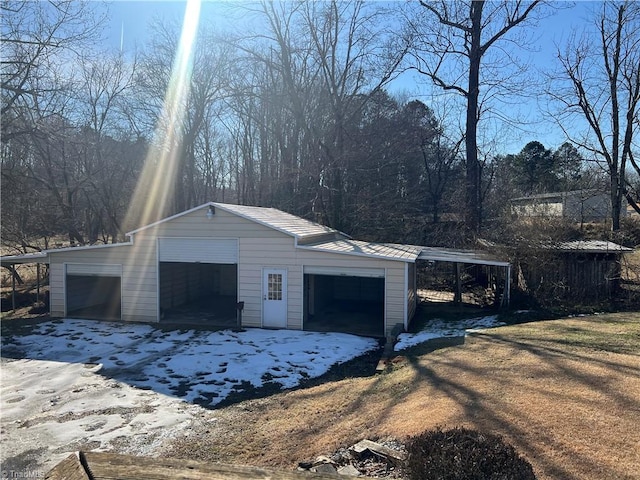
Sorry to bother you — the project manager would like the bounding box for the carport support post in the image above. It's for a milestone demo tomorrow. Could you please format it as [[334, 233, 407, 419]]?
[[454, 262, 462, 304], [501, 265, 511, 308], [36, 263, 40, 303], [11, 266, 16, 311]]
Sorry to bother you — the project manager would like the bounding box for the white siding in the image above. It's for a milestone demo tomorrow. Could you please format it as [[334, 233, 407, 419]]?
[[141, 208, 286, 239], [295, 249, 408, 335], [49, 263, 65, 317], [385, 264, 407, 334], [238, 237, 299, 329], [152, 208, 412, 334]]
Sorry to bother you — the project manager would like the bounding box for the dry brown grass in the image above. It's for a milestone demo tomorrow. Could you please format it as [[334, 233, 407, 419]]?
[[165, 313, 640, 480], [622, 250, 640, 283]]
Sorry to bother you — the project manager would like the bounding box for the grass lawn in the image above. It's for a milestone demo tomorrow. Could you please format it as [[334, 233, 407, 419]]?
[[164, 312, 640, 480]]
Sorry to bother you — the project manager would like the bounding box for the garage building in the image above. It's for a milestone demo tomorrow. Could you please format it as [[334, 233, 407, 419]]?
[[43, 203, 425, 337]]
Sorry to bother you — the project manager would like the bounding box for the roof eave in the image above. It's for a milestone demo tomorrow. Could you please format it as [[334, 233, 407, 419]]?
[[126, 202, 216, 238], [418, 251, 510, 267], [46, 241, 133, 255], [1, 240, 134, 265], [1, 252, 49, 266]]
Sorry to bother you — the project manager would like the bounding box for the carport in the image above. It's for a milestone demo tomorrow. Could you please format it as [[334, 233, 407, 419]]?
[[1, 252, 48, 313], [417, 247, 511, 308], [157, 237, 238, 326]]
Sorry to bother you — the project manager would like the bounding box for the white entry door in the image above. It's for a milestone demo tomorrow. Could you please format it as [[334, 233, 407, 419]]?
[[263, 268, 287, 328]]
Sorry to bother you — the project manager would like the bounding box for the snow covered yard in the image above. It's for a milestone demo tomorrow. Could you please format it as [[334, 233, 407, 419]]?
[[0, 319, 378, 474]]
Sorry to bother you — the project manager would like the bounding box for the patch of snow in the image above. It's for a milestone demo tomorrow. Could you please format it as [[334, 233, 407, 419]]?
[[394, 315, 505, 352], [4, 320, 378, 406]]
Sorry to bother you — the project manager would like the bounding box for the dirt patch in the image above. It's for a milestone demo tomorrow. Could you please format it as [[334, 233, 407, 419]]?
[[162, 313, 640, 480]]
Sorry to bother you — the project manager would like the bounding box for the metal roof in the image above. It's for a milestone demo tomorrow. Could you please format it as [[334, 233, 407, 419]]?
[[300, 239, 511, 266], [545, 240, 633, 253], [1, 252, 49, 266], [215, 203, 343, 240], [418, 246, 511, 266], [299, 239, 423, 262], [1, 204, 513, 267], [510, 189, 606, 203], [127, 202, 344, 240]]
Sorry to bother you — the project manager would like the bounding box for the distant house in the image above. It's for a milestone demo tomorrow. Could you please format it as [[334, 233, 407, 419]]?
[[515, 240, 632, 300], [511, 190, 621, 223]]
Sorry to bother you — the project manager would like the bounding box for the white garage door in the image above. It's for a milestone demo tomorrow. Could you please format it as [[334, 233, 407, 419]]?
[[66, 264, 122, 276], [303, 265, 385, 278], [158, 238, 238, 264]]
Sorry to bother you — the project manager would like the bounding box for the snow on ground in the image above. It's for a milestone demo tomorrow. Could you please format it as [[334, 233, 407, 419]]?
[[394, 315, 505, 351], [3, 320, 378, 405], [0, 319, 378, 474]]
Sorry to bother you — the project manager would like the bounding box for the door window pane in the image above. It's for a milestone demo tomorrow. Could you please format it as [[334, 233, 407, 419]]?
[[268, 273, 282, 300]]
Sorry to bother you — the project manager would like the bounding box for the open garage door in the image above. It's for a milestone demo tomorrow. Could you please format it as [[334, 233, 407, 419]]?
[[158, 238, 238, 263], [66, 264, 122, 320], [303, 266, 385, 337], [158, 238, 238, 326]]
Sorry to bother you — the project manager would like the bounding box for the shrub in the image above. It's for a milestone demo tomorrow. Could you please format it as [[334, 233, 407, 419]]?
[[405, 427, 536, 480], [616, 216, 640, 248]]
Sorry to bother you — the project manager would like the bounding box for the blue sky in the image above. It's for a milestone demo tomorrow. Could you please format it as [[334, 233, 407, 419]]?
[[101, 0, 601, 155]]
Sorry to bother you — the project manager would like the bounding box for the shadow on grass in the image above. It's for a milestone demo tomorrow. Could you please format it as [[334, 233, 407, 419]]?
[[159, 312, 638, 479], [399, 316, 640, 480]]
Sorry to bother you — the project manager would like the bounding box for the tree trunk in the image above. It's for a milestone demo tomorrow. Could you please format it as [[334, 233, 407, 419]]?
[[466, 1, 483, 234], [611, 171, 622, 231]]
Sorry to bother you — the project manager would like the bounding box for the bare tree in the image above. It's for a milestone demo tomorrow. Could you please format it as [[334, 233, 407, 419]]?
[[133, 20, 234, 218], [74, 52, 141, 242], [1, 0, 106, 247], [234, 0, 408, 230], [550, 1, 640, 230], [1, 0, 104, 141], [408, 0, 545, 235], [300, 0, 408, 230]]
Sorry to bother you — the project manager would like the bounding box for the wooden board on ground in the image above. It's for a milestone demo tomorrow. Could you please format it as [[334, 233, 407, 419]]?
[[45, 453, 90, 480], [46, 451, 356, 480]]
